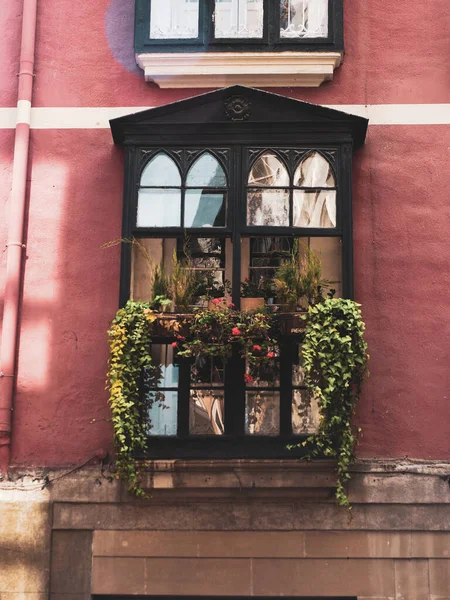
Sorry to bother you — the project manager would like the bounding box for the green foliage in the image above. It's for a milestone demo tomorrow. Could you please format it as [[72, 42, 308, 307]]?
[[177, 306, 278, 369], [170, 249, 198, 311], [300, 298, 369, 507], [274, 240, 326, 309], [240, 276, 271, 299], [107, 300, 159, 496]]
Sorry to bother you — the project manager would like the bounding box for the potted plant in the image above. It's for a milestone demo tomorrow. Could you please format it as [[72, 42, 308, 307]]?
[[240, 276, 269, 312], [203, 275, 232, 310], [273, 241, 325, 312]]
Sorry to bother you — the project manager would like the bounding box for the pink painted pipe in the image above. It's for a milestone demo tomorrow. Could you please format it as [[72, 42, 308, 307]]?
[[0, 0, 38, 472]]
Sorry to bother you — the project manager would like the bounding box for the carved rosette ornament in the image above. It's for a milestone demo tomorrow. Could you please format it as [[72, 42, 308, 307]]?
[[224, 96, 251, 122]]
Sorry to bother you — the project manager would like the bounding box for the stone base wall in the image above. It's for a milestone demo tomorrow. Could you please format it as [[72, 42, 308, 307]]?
[[0, 460, 449, 600]]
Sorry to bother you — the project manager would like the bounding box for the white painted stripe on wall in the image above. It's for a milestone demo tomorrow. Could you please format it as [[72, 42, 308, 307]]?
[[1, 105, 450, 129]]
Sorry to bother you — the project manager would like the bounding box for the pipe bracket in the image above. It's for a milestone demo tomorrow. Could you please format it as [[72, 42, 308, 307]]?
[[5, 243, 26, 249], [0, 373, 14, 378]]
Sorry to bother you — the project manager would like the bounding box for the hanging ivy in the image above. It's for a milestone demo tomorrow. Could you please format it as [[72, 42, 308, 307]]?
[[300, 298, 369, 507], [107, 300, 159, 496], [107, 299, 368, 502]]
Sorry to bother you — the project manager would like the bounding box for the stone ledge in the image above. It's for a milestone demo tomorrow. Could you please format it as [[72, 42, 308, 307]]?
[[136, 51, 343, 88]]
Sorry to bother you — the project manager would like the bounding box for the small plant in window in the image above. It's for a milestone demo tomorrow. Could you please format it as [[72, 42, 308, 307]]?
[[240, 276, 273, 312], [170, 250, 198, 312], [274, 240, 327, 311]]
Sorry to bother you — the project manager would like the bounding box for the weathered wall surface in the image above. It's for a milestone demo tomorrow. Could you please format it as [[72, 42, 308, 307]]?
[[0, 0, 449, 467], [0, 484, 51, 599], [3, 462, 449, 600]]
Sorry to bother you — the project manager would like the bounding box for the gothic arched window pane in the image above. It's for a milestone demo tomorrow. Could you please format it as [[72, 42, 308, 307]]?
[[186, 153, 227, 187], [247, 153, 289, 226], [293, 152, 336, 228]]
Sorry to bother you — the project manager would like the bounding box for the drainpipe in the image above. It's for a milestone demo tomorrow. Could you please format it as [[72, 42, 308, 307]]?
[[0, 0, 38, 472]]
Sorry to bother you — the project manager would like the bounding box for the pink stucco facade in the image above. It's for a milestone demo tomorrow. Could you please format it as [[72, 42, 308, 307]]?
[[1, 0, 450, 467]]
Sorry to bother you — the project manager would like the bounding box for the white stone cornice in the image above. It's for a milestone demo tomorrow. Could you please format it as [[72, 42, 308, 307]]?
[[136, 51, 343, 88]]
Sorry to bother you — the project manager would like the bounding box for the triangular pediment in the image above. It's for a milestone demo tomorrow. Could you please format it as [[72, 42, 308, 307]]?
[[110, 86, 368, 146]]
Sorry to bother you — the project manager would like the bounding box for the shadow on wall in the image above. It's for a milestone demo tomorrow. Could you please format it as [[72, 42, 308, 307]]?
[[105, 0, 141, 75], [8, 130, 124, 467]]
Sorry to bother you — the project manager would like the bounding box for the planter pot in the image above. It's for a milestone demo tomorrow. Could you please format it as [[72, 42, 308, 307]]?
[[240, 297, 265, 312], [276, 312, 308, 336]]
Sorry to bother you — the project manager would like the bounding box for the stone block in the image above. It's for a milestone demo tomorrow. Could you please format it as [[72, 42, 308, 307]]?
[[53, 502, 194, 530], [394, 559, 429, 600], [91, 558, 146, 595], [429, 559, 450, 597], [93, 530, 306, 558], [411, 533, 450, 558], [145, 557, 252, 595], [0, 502, 51, 593], [192, 503, 252, 530], [50, 531, 92, 594], [252, 558, 396, 597], [305, 532, 411, 558]]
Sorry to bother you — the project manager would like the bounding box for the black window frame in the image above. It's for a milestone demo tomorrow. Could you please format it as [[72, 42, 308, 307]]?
[[135, 0, 344, 54], [110, 86, 368, 459]]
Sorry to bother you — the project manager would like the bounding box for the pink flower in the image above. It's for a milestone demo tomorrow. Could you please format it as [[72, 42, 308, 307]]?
[[176, 335, 185, 341], [253, 344, 262, 352], [230, 302, 235, 308], [171, 342, 178, 349], [244, 374, 254, 383], [266, 351, 275, 359], [212, 298, 222, 305], [231, 327, 241, 336]]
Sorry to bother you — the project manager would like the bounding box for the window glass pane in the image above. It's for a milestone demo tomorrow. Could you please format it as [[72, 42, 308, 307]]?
[[309, 237, 342, 298], [141, 153, 181, 187], [185, 190, 226, 227], [131, 238, 176, 302], [137, 189, 181, 227], [150, 0, 199, 39], [215, 0, 264, 38], [147, 391, 178, 436], [249, 153, 289, 187], [293, 190, 336, 228], [293, 152, 335, 187], [292, 390, 320, 434], [151, 344, 179, 387], [191, 357, 225, 385], [247, 189, 289, 226], [190, 390, 225, 435], [280, 0, 328, 38], [245, 391, 280, 435], [186, 154, 227, 187]]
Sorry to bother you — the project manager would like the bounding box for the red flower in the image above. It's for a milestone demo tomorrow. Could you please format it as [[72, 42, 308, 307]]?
[[171, 342, 178, 349], [245, 277, 250, 281], [244, 374, 254, 383], [231, 327, 241, 336], [253, 344, 262, 352], [230, 302, 235, 308], [266, 351, 275, 359], [212, 298, 222, 305], [176, 335, 185, 341]]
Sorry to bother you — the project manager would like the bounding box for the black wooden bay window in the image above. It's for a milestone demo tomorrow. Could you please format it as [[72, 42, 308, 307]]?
[[135, 0, 343, 53], [110, 86, 367, 458]]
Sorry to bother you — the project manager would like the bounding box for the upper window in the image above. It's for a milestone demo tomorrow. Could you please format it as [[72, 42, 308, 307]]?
[[138, 0, 340, 49], [135, 1, 343, 88]]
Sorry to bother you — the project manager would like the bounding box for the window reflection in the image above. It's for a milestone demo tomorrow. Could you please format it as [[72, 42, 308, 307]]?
[[215, 0, 264, 39], [280, 0, 328, 38], [190, 390, 225, 435], [150, 0, 199, 39], [145, 345, 179, 436], [245, 391, 280, 435]]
